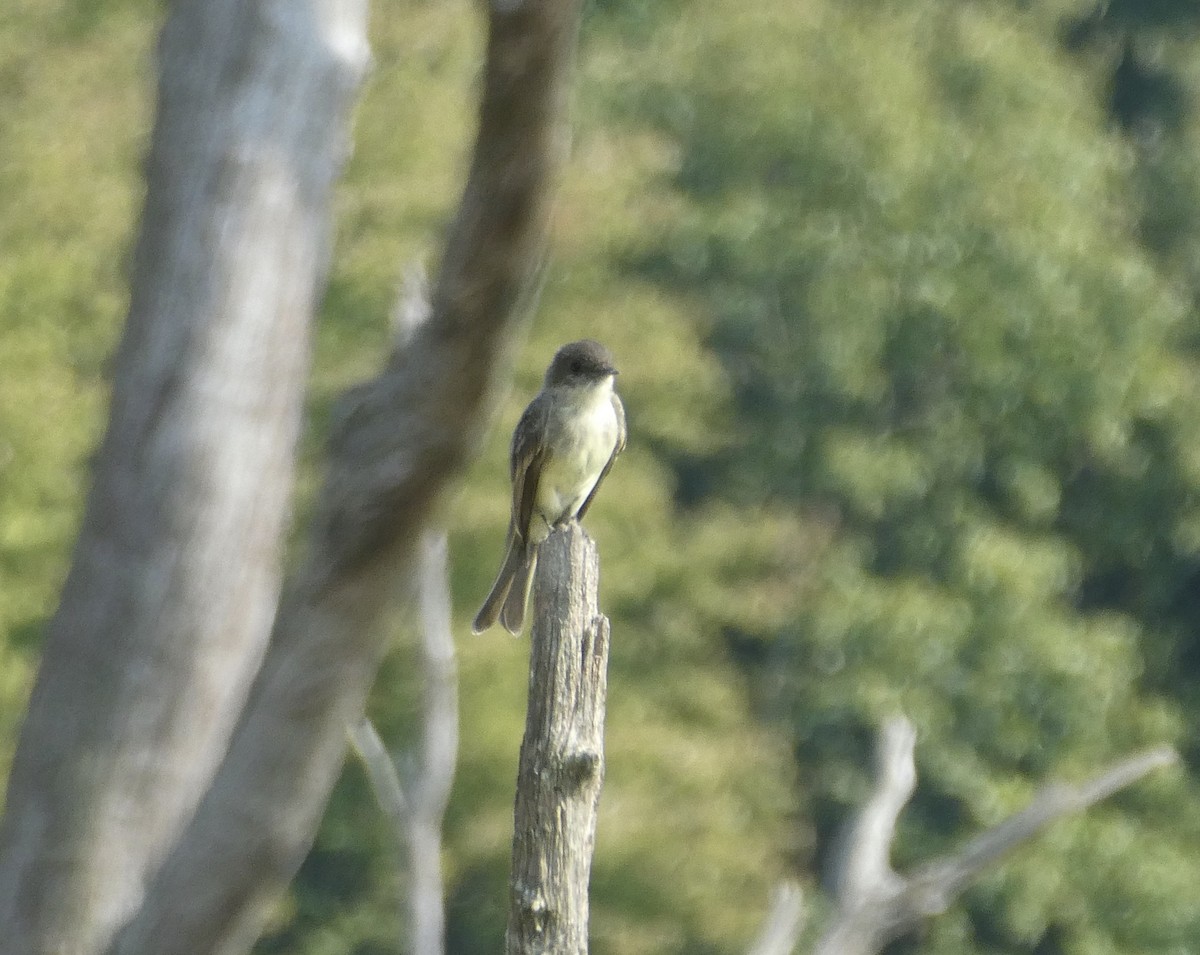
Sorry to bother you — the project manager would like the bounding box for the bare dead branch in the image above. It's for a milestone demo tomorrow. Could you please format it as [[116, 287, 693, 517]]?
[[350, 717, 411, 828], [831, 717, 915, 909], [905, 744, 1178, 918], [358, 275, 460, 955], [747, 883, 805, 955], [506, 525, 610, 955], [815, 721, 1177, 955], [406, 529, 459, 955]]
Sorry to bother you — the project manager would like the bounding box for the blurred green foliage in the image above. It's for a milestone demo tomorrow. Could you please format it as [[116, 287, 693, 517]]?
[[3, 0, 1200, 953]]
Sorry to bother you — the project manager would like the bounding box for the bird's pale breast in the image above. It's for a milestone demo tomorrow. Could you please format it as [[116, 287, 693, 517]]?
[[533, 382, 619, 537]]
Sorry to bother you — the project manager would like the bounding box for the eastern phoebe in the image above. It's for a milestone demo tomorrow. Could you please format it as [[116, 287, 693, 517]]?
[[472, 339, 627, 634]]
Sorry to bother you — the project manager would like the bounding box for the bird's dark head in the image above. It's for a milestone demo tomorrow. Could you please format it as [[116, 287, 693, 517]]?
[[544, 339, 619, 388]]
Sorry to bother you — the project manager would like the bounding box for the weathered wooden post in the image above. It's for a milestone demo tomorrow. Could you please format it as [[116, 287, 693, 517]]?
[[506, 523, 610, 955]]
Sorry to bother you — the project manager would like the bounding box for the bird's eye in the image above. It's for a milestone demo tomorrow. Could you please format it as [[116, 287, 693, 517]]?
[[571, 359, 584, 374]]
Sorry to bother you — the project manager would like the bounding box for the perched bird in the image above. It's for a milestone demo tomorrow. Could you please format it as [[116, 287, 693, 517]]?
[[473, 339, 626, 634]]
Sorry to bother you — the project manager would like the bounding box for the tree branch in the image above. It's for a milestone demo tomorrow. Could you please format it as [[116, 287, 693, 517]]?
[[506, 525, 610, 955], [905, 744, 1178, 919], [815, 719, 1177, 955], [350, 718, 411, 847], [832, 717, 915, 908], [107, 0, 585, 950], [746, 883, 805, 955], [407, 529, 459, 955]]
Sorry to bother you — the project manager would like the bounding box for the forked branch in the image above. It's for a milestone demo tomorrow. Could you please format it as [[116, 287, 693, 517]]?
[[816, 717, 1176, 955]]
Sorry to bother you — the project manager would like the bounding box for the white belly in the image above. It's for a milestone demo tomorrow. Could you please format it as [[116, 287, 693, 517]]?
[[531, 390, 618, 540]]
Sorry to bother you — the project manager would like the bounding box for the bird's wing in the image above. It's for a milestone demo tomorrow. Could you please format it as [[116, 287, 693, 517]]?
[[576, 390, 626, 522], [510, 394, 550, 545]]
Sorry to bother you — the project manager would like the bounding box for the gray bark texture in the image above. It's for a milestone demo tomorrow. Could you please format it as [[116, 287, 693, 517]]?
[[0, 0, 584, 949], [506, 524, 610, 955], [0, 0, 369, 952]]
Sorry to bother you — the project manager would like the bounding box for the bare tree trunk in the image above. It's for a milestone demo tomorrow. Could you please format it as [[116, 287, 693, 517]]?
[[108, 0, 586, 950], [507, 525, 610, 955], [0, 1, 368, 952]]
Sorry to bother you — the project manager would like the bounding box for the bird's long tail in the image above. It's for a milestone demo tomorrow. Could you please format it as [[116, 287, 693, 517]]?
[[472, 531, 529, 634], [499, 545, 538, 635]]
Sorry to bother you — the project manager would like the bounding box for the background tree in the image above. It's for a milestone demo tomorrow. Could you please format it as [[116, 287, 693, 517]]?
[[0, 0, 584, 950]]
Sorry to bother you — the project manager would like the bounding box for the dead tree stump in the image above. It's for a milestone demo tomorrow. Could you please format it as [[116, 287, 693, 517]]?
[[506, 523, 610, 955]]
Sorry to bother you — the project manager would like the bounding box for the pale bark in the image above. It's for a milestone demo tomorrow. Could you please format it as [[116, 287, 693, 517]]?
[[407, 530, 460, 955], [815, 718, 1177, 955], [0, 1, 368, 952], [507, 524, 610, 955], [747, 883, 805, 955], [107, 0, 585, 949], [349, 528, 459, 955], [0, 0, 582, 949]]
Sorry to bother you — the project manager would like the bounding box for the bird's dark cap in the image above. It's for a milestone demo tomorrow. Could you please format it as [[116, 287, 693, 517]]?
[[546, 339, 619, 384]]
